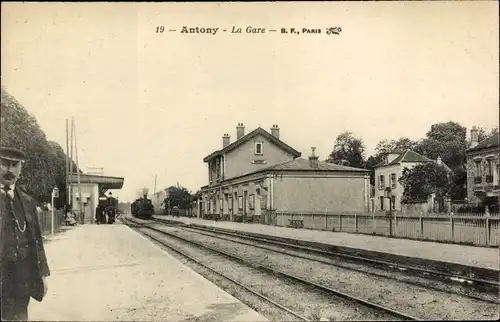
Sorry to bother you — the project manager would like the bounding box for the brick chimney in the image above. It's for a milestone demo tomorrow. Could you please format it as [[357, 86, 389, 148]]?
[[222, 133, 230, 148], [470, 126, 479, 148], [271, 124, 280, 139], [236, 123, 245, 140], [309, 147, 319, 168]]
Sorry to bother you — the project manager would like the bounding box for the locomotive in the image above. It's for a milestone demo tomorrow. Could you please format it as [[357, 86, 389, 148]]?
[[131, 193, 155, 219]]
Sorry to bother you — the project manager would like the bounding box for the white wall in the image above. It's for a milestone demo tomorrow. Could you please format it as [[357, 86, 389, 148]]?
[[374, 162, 423, 211]]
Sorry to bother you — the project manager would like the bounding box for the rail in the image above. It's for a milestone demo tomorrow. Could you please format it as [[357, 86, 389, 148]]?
[[122, 217, 309, 321], [125, 217, 419, 320], [175, 222, 499, 304]]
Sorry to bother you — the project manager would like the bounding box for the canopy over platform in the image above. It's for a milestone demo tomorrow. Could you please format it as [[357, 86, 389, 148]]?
[[70, 173, 124, 195]]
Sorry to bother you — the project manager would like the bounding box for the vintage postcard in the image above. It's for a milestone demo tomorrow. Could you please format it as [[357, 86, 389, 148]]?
[[1, 2, 498, 321]]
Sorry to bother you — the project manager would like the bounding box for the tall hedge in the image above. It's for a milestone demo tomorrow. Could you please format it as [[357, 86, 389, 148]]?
[[1, 86, 80, 206]]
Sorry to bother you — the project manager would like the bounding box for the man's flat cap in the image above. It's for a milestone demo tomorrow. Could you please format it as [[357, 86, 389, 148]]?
[[0, 147, 27, 161]]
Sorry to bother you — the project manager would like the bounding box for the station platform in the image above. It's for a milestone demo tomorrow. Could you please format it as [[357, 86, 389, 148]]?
[[28, 221, 267, 321], [155, 215, 499, 271]]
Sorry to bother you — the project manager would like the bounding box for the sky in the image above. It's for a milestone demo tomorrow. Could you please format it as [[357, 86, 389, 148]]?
[[1, 2, 499, 202]]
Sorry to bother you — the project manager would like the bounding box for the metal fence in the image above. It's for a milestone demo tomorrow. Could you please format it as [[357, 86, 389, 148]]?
[[265, 211, 500, 247], [38, 209, 66, 236]]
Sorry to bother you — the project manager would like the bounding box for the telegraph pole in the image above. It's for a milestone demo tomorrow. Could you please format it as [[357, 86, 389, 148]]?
[[65, 119, 70, 208], [73, 118, 83, 223], [154, 175, 158, 208], [69, 118, 74, 211]]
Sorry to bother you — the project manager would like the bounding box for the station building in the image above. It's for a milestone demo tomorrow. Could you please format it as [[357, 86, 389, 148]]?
[[199, 123, 371, 223]]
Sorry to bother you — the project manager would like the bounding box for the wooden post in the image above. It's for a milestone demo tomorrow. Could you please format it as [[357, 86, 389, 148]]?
[[450, 216, 454, 242], [389, 214, 393, 237], [312, 213, 315, 229], [324, 207, 328, 231], [51, 191, 55, 236], [419, 214, 424, 238], [485, 217, 490, 246], [355, 214, 358, 233], [339, 215, 343, 231]]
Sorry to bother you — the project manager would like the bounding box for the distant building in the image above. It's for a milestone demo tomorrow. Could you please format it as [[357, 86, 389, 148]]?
[[199, 123, 371, 222], [152, 190, 167, 212], [373, 149, 450, 212], [466, 127, 499, 213]]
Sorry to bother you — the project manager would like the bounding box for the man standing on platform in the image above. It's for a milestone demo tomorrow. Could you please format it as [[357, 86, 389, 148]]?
[[0, 147, 50, 321]]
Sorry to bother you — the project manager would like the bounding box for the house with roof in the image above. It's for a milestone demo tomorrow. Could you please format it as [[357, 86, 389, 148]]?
[[199, 123, 371, 222], [373, 149, 451, 212], [466, 127, 499, 213]]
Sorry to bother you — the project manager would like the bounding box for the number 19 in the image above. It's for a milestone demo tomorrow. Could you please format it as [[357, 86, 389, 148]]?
[[156, 26, 165, 33]]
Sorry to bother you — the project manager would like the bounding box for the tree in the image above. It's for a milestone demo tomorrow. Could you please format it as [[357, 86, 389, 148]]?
[[448, 166, 467, 200], [192, 190, 202, 202], [164, 184, 193, 210], [398, 163, 451, 204], [477, 126, 499, 142], [411, 122, 470, 200], [374, 137, 418, 160], [326, 131, 366, 168], [414, 122, 467, 169], [0, 86, 81, 206], [1, 87, 56, 202]]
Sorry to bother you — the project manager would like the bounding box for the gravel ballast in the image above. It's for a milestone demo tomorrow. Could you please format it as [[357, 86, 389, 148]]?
[[155, 225, 498, 321], [188, 227, 500, 303], [142, 227, 400, 321]]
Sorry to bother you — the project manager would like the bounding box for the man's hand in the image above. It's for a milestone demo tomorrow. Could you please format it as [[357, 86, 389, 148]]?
[[42, 276, 48, 297]]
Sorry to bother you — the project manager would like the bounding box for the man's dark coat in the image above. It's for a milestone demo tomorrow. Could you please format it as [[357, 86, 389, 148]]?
[[0, 187, 51, 301]]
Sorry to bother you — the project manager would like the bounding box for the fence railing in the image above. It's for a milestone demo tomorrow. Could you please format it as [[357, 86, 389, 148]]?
[[38, 209, 66, 236], [262, 212, 499, 247]]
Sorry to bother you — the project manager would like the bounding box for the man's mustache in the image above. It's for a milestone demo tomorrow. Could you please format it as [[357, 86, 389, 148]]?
[[3, 172, 15, 180]]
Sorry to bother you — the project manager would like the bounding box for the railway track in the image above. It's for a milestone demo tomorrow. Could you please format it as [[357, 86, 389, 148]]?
[[153, 218, 500, 296], [123, 217, 418, 321], [123, 218, 307, 321], [164, 220, 499, 304], [150, 217, 499, 319]]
